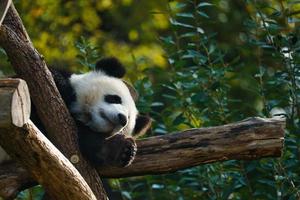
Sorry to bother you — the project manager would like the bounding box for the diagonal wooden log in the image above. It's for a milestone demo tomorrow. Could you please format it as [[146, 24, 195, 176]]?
[[0, 79, 96, 200], [0, 117, 285, 199], [0, 3, 107, 200]]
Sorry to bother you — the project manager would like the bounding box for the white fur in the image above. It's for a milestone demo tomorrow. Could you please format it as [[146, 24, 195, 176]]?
[[70, 70, 138, 135]]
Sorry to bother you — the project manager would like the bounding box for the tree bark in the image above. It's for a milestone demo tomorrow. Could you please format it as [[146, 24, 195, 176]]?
[[0, 3, 107, 200], [0, 79, 97, 200], [0, 117, 285, 199]]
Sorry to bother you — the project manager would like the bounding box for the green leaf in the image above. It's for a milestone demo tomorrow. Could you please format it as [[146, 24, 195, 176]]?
[[151, 102, 164, 107], [121, 191, 132, 200], [160, 36, 175, 45], [197, 2, 213, 7], [197, 27, 205, 34], [179, 32, 197, 38], [174, 2, 187, 9], [170, 18, 194, 28], [176, 13, 194, 18], [197, 11, 210, 18]]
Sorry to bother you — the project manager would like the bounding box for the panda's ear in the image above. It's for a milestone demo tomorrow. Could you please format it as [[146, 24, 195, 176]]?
[[132, 115, 152, 138], [95, 57, 126, 78]]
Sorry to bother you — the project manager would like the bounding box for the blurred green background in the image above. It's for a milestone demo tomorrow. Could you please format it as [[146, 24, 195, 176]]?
[[1, 0, 300, 200]]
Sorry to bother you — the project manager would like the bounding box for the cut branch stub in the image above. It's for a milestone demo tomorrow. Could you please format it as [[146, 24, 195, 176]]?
[[0, 78, 30, 128]]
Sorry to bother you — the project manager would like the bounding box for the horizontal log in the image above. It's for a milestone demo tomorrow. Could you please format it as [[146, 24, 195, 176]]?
[[99, 117, 285, 177], [0, 117, 285, 198]]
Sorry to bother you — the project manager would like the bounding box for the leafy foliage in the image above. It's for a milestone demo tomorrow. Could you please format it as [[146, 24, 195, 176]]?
[[116, 1, 300, 200]]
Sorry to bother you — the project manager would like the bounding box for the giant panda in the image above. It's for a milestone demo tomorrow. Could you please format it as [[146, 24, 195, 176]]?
[[0, 57, 151, 167]]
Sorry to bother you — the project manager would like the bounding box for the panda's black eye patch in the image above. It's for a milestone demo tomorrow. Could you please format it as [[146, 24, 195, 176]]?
[[104, 95, 122, 104]]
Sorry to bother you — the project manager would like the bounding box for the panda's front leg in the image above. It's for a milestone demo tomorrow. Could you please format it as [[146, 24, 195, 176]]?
[[79, 132, 137, 167]]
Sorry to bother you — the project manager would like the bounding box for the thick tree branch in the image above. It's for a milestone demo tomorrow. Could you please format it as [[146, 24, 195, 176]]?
[[0, 3, 107, 199], [99, 117, 285, 177], [0, 117, 285, 198]]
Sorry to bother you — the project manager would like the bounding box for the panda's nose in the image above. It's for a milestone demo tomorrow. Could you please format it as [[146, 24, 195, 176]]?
[[118, 113, 127, 126]]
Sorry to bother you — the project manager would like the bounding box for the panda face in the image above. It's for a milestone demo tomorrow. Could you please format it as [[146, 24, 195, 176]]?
[[69, 71, 138, 136]]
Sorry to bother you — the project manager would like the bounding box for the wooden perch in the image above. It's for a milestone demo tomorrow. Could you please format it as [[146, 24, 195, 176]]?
[[0, 3, 107, 199], [100, 117, 285, 177], [0, 116, 285, 198], [0, 79, 97, 200]]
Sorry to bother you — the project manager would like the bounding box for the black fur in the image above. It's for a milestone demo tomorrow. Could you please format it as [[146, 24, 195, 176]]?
[[104, 94, 122, 104], [95, 57, 126, 78]]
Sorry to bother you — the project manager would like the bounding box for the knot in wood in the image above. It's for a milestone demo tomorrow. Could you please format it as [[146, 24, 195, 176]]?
[[70, 154, 80, 164]]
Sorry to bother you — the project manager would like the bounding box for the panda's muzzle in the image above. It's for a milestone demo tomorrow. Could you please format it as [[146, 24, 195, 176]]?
[[100, 111, 127, 127]]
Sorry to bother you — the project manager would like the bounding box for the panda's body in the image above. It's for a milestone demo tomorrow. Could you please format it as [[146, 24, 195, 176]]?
[[0, 57, 151, 167]]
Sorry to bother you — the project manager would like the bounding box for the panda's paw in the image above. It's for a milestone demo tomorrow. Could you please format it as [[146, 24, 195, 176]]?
[[102, 134, 137, 167], [113, 134, 137, 167], [119, 136, 137, 167]]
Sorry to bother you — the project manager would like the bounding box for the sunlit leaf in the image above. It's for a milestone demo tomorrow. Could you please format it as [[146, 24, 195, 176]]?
[[197, 2, 213, 8]]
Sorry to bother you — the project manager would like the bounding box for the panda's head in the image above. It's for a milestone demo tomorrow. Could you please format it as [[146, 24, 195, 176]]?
[[69, 57, 150, 137]]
